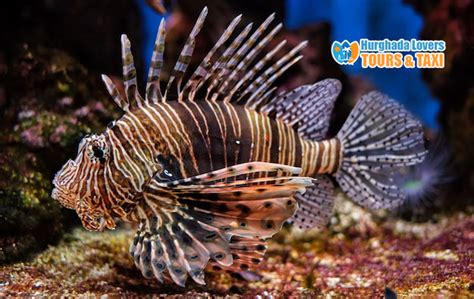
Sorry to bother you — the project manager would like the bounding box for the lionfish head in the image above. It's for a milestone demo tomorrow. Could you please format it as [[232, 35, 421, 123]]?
[[52, 133, 116, 231]]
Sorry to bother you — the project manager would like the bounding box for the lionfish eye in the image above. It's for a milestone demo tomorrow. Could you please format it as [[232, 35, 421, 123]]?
[[92, 146, 104, 158], [92, 145, 106, 163]]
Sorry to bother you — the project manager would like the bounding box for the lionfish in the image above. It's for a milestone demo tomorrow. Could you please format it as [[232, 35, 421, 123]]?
[[51, 7, 426, 286]]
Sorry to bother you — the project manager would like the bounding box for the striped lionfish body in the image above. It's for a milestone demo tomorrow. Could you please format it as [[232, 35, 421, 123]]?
[[111, 101, 343, 181], [52, 7, 426, 287]]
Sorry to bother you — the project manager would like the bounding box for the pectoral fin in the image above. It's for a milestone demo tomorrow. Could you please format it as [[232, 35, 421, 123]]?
[[130, 162, 312, 286]]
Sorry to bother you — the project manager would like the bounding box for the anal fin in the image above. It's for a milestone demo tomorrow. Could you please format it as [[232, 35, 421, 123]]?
[[288, 175, 335, 230]]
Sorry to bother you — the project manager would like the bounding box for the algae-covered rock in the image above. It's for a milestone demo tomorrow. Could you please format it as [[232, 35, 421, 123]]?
[[0, 0, 144, 263], [0, 146, 62, 264], [406, 0, 474, 206], [0, 44, 119, 264]]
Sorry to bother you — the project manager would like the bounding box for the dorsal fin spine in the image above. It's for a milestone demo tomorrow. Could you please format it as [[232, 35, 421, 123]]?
[[107, 8, 309, 113], [101, 74, 130, 112], [225, 39, 287, 103], [261, 90, 285, 115], [121, 34, 145, 108], [221, 23, 283, 102], [243, 41, 307, 106], [146, 18, 167, 103], [166, 7, 208, 102], [204, 23, 254, 101], [248, 86, 277, 110], [214, 14, 276, 101], [245, 54, 303, 107], [183, 14, 242, 101]]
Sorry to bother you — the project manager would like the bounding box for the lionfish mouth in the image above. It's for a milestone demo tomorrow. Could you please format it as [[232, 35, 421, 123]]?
[[51, 185, 77, 210], [52, 159, 78, 209]]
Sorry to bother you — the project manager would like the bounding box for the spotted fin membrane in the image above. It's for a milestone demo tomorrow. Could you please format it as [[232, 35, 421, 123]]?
[[209, 236, 268, 279], [129, 162, 312, 286]]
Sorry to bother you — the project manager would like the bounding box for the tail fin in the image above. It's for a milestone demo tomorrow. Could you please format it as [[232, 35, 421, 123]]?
[[334, 91, 426, 209]]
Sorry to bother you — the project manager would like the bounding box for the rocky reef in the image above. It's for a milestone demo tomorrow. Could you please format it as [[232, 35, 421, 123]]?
[[0, 0, 140, 263], [0, 44, 119, 263], [406, 0, 474, 207]]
